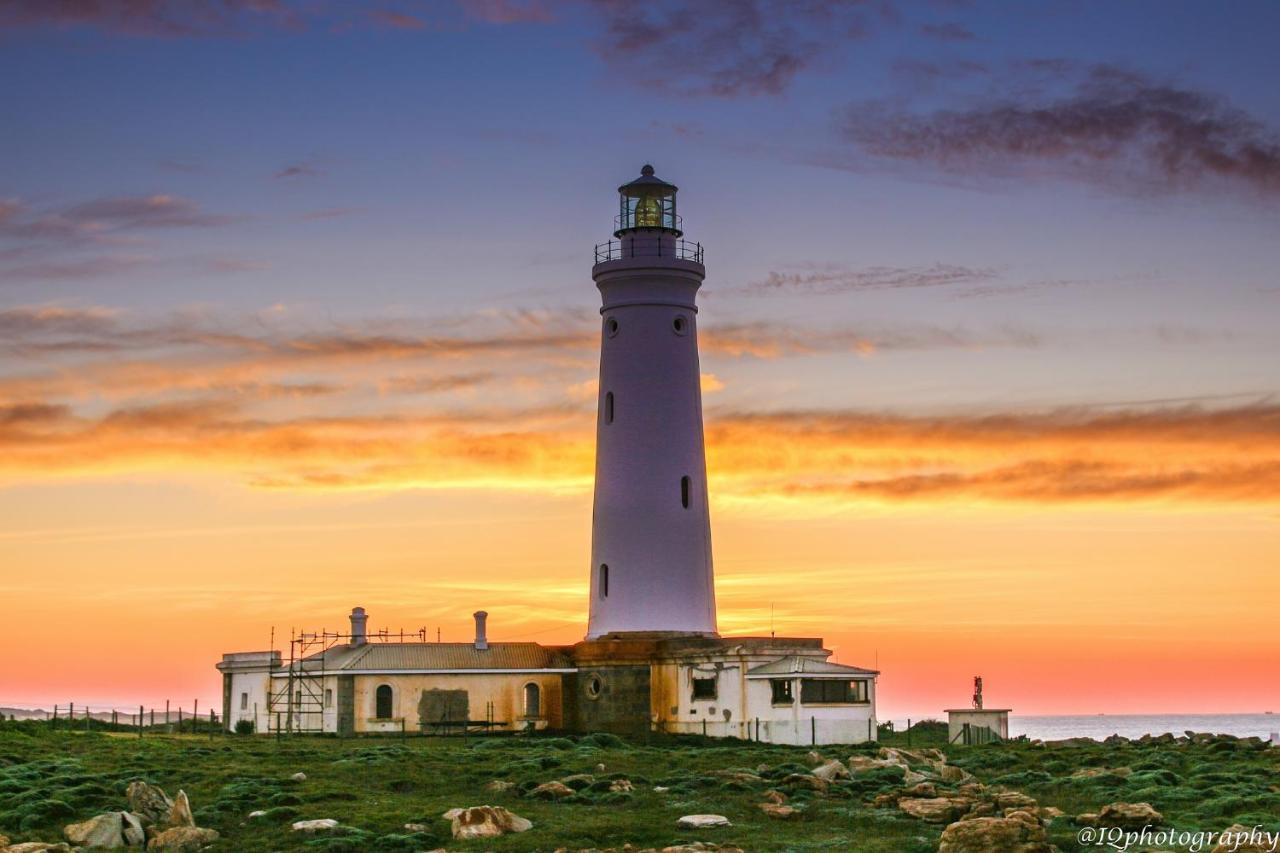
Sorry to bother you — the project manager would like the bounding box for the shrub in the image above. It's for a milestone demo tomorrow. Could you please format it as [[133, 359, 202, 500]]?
[[234, 719, 255, 735]]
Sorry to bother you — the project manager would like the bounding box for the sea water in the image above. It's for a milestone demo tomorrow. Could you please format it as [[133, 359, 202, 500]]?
[[885, 713, 1278, 741]]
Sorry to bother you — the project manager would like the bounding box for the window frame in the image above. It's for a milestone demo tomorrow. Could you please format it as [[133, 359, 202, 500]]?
[[691, 675, 717, 701], [799, 678, 869, 705], [374, 683, 394, 720], [770, 679, 794, 705]]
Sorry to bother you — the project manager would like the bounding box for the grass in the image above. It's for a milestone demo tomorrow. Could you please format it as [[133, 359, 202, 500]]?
[[0, 720, 1275, 851]]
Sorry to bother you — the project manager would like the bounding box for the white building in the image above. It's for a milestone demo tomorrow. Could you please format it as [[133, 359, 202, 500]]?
[[218, 165, 879, 744]]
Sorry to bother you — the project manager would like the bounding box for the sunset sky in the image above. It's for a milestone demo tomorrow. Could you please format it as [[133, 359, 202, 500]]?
[[1, 1, 1278, 719]]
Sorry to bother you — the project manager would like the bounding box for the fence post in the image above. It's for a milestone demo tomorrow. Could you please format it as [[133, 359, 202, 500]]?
[[702, 718, 707, 737], [811, 716, 816, 746], [193, 699, 198, 733], [69, 702, 74, 728], [52, 705, 58, 730], [138, 705, 144, 739], [86, 705, 91, 733], [907, 718, 912, 747], [178, 707, 183, 734], [275, 712, 281, 741], [165, 699, 169, 727], [209, 710, 215, 740]]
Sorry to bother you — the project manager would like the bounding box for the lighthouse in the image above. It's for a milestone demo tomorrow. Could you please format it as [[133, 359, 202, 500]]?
[[586, 165, 717, 638]]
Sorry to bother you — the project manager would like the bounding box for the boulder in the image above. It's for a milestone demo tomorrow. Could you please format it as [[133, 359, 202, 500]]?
[[759, 803, 796, 820], [1072, 766, 1132, 778], [939, 764, 974, 783], [897, 797, 971, 823], [811, 760, 849, 782], [0, 834, 8, 847], [1075, 813, 1099, 827], [847, 755, 899, 773], [804, 750, 825, 766], [447, 806, 532, 840], [64, 812, 127, 848], [676, 814, 731, 829], [902, 782, 937, 798], [484, 780, 516, 793], [167, 791, 194, 829], [762, 790, 787, 805], [145, 827, 219, 851], [1038, 806, 1064, 821], [6, 844, 74, 852], [126, 781, 174, 827], [609, 778, 634, 793], [403, 822, 430, 832], [247, 810, 267, 819], [594, 763, 606, 773], [938, 815, 1052, 853], [780, 773, 828, 792], [1097, 802, 1163, 830], [1211, 824, 1278, 853], [290, 819, 340, 833], [122, 812, 146, 846], [654, 786, 671, 793], [530, 780, 574, 800], [290, 772, 307, 782], [994, 791, 1038, 813]]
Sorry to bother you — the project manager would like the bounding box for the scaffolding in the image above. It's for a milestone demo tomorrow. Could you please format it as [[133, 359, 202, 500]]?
[[267, 626, 431, 734]]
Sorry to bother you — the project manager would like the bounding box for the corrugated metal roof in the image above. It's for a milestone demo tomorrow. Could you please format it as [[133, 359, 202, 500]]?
[[747, 655, 879, 677], [294, 642, 573, 673]]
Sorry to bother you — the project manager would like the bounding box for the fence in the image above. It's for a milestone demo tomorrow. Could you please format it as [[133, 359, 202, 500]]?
[[27, 702, 222, 738]]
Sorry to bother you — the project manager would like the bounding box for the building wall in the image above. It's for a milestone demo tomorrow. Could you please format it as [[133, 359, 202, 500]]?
[[947, 710, 1009, 742], [569, 664, 651, 736], [348, 672, 565, 734], [225, 670, 273, 733], [742, 677, 877, 745]]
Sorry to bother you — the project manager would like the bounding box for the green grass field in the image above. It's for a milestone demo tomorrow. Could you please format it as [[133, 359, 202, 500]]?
[[0, 721, 1276, 851]]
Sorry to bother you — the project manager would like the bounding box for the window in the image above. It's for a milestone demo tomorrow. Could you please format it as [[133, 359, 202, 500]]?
[[599, 563, 609, 599], [523, 683, 541, 717], [605, 392, 614, 424], [691, 676, 717, 701], [606, 317, 619, 337], [672, 315, 688, 335], [295, 690, 302, 705], [800, 679, 869, 704], [375, 684, 393, 719], [681, 475, 691, 509], [585, 674, 604, 699], [240, 692, 248, 710], [324, 689, 333, 709], [770, 680, 794, 705]]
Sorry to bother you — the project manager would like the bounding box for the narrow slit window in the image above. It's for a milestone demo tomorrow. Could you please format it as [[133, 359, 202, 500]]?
[[605, 392, 614, 424], [681, 475, 691, 509], [599, 563, 609, 599]]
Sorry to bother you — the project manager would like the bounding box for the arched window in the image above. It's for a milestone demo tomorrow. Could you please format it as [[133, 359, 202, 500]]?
[[524, 683, 541, 718], [599, 563, 609, 599], [681, 475, 691, 509], [605, 392, 614, 424], [375, 684, 393, 719]]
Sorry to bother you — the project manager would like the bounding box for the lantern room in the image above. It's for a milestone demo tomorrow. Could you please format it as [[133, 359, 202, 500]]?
[[615, 164, 681, 236]]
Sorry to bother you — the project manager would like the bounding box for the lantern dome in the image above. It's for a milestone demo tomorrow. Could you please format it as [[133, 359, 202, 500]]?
[[615, 164, 681, 236]]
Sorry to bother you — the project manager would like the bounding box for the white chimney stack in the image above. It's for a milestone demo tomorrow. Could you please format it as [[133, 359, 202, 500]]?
[[349, 607, 368, 647], [473, 610, 488, 650]]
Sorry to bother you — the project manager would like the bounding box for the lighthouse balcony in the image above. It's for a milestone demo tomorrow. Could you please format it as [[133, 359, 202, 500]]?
[[594, 236, 704, 265]]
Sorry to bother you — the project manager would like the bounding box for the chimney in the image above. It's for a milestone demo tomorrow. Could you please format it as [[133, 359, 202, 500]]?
[[473, 610, 488, 651], [350, 607, 368, 647]]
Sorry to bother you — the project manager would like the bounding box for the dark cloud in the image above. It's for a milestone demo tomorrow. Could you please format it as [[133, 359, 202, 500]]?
[[274, 163, 322, 179], [919, 21, 974, 40], [459, 0, 552, 24], [0, 255, 151, 282], [586, 0, 879, 97], [369, 10, 427, 30], [747, 262, 999, 295], [0, 0, 297, 37], [841, 66, 1280, 197]]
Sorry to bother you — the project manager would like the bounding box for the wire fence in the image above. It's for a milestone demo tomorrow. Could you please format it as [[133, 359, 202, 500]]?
[[8, 702, 223, 738]]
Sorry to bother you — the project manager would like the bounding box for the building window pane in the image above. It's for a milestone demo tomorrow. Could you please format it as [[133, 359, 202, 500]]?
[[324, 689, 333, 709], [770, 680, 793, 705], [691, 676, 717, 701], [681, 476, 691, 508], [375, 684, 393, 719], [599, 563, 609, 599], [524, 683, 541, 717], [799, 679, 867, 704], [240, 692, 248, 710], [605, 392, 614, 424]]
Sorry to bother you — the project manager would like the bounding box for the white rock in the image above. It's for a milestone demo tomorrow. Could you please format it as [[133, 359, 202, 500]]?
[[247, 810, 267, 819], [291, 818, 339, 832], [290, 772, 307, 781], [64, 813, 126, 848], [122, 811, 146, 846], [654, 786, 670, 793], [676, 814, 732, 829], [812, 759, 849, 782]]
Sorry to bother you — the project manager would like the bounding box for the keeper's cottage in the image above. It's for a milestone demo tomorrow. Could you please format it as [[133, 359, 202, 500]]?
[[217, 166, 879, 745]]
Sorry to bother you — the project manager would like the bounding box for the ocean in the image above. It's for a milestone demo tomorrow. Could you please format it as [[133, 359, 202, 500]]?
[[892, 713, 1278, 741]]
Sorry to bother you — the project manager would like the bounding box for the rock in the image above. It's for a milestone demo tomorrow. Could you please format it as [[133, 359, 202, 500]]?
[[1072, 766, 1132, 778], [938, 815, 1052, 853], [804, 750, 824, 766], [0, 834, 8, 848], [6, 844, 74, 852], [654, 786, 670, 793], [291, 819, 340, 832], [1004, 809, 1041, 827], [759, 803, 796, 820], [811, 760, 849, 782], [290, 772, 307, 781], [65, 812, 127, 848], [847, 755, 896, 772], [781, 773, 828, 792], [1075, 813, 1099, 827], [709, 770, 763, 784], [403, 822, 430, 832], [145, 827, 219, 851], [122, 812, 145, 846], [903, 797, 977, 823], [484, 779, 516, 793], [530, 780, 574, 799], [762, 789, 787, 805], [595, 763, 607, 773], [1097, 802, 1163, 830], [898, 797, 971, 823], [247, 810, 267, 819], [609, 778, 634, 792], [448, 806, 532, 840], [676, 814, 731, 829], [902, 769, 929, 786], [1211, 824, 1277, 853], [126, 781, 174, 827], [995, 791, 1038, 812], [939, 765, 974, 783], [167, 791, 194, 829], [1038, 806, 1064, 821], [902, 782, 937, 798]]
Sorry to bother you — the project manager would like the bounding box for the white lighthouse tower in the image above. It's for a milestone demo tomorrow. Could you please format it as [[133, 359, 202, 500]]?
[[586, 165, 717, 639]]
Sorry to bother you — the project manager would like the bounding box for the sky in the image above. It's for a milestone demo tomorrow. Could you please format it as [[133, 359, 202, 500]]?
[[1, 0, 1278, 720]]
